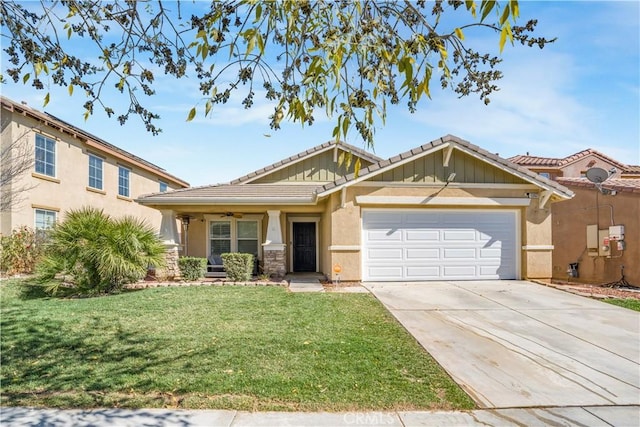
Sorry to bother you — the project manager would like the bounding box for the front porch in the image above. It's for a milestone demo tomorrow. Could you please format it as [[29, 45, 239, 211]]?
[[158, 209, 324, 279]]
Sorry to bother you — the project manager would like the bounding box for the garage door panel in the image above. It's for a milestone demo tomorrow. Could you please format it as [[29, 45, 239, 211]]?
[[367, 229, 402, 241], [405, 230, 439, 241], [362, 210, 517, 281], [443, 248, 476, 259], [442, 229, 477, 241], [406, 248, 440, 260], [406, 266, 440, 279], [443, 265, 477, 277], [368, 248, 403, 260]]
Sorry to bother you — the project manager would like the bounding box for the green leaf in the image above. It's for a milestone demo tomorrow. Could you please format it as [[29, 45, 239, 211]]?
[[68, 84, 74, 96], [499, 4, 510, 26], [510, 0, 519, 19], [480, 0, 496, 22], [22, 73, 30, 84], [186, 107, 196, 122], [455, 28, 465, 41], [205, 100, 212, 116], [43, 93, 50, 107]]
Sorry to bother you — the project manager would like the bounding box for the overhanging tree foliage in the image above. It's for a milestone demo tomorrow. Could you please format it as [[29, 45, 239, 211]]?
[[1, 0, 553, 146]]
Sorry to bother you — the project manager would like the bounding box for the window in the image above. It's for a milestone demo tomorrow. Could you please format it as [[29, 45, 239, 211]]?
[[118, 166, 130, 197], [237, 221, 258, 255], [539, 172, 550, 179], [34, 209, 56, 230], [210, 221, 231, 256], [159, 181, 168, 192], [88, 154, 103, 190], [35, 134, 56, 177], [209, 219, 259, 257]]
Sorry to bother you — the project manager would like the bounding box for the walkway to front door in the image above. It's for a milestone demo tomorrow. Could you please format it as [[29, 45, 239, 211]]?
[[366, 280, 640, 409]]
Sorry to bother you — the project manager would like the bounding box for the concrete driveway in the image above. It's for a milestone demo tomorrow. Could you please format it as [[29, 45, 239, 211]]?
[[366, 280, 640, 409]]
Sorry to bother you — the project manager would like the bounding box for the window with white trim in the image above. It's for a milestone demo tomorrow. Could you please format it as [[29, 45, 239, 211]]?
[[35, 134, 56, 177], [88, 154, 103, 190], [34, 208, 56, 230], [209, 219, 260, 257], [118, 166, 130, 197], [159, 181, 168, 192]]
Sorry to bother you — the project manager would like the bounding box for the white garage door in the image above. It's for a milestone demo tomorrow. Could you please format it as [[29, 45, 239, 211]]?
[[362, 210, 517, 281]]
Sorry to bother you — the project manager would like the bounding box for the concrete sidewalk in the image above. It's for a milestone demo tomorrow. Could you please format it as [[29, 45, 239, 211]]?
[[2, 405, 638, 426]]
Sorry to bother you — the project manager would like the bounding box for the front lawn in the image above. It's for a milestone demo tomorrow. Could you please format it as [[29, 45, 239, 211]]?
[[604, 298, 640, 312], [0, 279, 474, 411]]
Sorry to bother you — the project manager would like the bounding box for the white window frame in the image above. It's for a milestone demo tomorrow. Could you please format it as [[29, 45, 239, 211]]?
[[34, 134, 56, 177], [159, 181, 168, 192], [204, 215, 263, 260], [88, 153, 104, 190], [34, 208, 57, 230], [118, 165, 131, 197]]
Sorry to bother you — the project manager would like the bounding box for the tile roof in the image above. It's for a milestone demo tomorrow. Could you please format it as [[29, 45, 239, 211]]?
[[137, 183, 320, 205], [508, 148, 628, 170], [556, 177, 640, 194], [1, 96, 189, 188], [318, 135, 574, 199], [230, 141, 383, 184]]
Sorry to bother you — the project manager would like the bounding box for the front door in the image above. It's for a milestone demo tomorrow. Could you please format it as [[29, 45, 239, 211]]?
[[293, 222, 316, 272]]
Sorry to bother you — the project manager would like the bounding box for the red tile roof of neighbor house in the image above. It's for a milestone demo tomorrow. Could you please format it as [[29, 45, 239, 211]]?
[[508, 148, 629, 171], [556, 177, 640, 194]]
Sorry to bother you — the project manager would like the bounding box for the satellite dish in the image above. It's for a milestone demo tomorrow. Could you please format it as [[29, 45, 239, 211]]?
[[585, 167, 609, 183]]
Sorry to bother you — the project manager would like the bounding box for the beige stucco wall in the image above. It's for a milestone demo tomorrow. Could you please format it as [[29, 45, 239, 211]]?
[[325, 184, 556, 281], [551, 186, 639, 286], [1, 110, 184, 236]]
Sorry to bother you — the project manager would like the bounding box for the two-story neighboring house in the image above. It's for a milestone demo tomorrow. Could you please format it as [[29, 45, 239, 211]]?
[[1, 96, 189, 236], [509, 149, 639, 286]]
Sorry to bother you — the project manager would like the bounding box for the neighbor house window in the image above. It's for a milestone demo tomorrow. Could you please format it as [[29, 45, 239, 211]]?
[[35, 134, 56, 177], [88, 154, 103, 190], [539, 172, 550, 179], [118, 166, 130, 197], [209, 219, 259, 257], [159, 181, 168, 192], [34, 208, 56, 230]]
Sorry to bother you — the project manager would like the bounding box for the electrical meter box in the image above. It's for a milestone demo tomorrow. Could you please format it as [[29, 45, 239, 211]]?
[[609, 225, 625, 240]]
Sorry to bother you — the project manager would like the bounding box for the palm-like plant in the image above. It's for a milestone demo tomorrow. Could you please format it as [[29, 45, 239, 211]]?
[[38, 207, 165, 294]]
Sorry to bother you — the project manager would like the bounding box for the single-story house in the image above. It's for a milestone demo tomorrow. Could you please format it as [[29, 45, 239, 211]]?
[[136, 135, 574, 282]]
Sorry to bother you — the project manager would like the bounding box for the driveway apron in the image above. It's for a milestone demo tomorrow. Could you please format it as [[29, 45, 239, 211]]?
[[366, 280, 640, 409]]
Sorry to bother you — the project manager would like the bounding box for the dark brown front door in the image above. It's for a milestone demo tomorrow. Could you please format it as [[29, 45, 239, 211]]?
[[293, 222, 316, 272]]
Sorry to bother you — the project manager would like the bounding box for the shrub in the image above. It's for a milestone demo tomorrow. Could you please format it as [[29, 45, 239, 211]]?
[[221, 253, 254, 282], [178, 257, 207, 281], [0, 226, 46, 275], [37, 207, 166, 294]]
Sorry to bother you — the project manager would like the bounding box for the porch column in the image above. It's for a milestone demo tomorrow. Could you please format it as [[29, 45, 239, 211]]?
[[157, 209, 180, 280], [262, 210, 286, 278]]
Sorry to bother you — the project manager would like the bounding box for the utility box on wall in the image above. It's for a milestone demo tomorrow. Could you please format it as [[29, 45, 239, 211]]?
[[609, 225, 625, 240], [586, 224, 599, 256]]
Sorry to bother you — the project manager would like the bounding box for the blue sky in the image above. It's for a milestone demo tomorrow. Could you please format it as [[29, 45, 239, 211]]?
[[2, 1, 638, 187]]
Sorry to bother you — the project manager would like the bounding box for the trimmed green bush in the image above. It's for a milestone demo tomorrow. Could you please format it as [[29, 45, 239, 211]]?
[[221, 253, 254, 282], [178, 257, 207, 281], [0, 226, 46, 275]]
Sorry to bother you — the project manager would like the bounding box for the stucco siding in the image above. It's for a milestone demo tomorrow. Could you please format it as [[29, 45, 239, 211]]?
[[551, 187, 639, 286], [1, 110, 185, 236]]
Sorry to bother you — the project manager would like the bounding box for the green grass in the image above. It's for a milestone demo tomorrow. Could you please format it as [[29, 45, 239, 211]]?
[[604, 298, 640, 312], [0, 279, 474, 411]]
